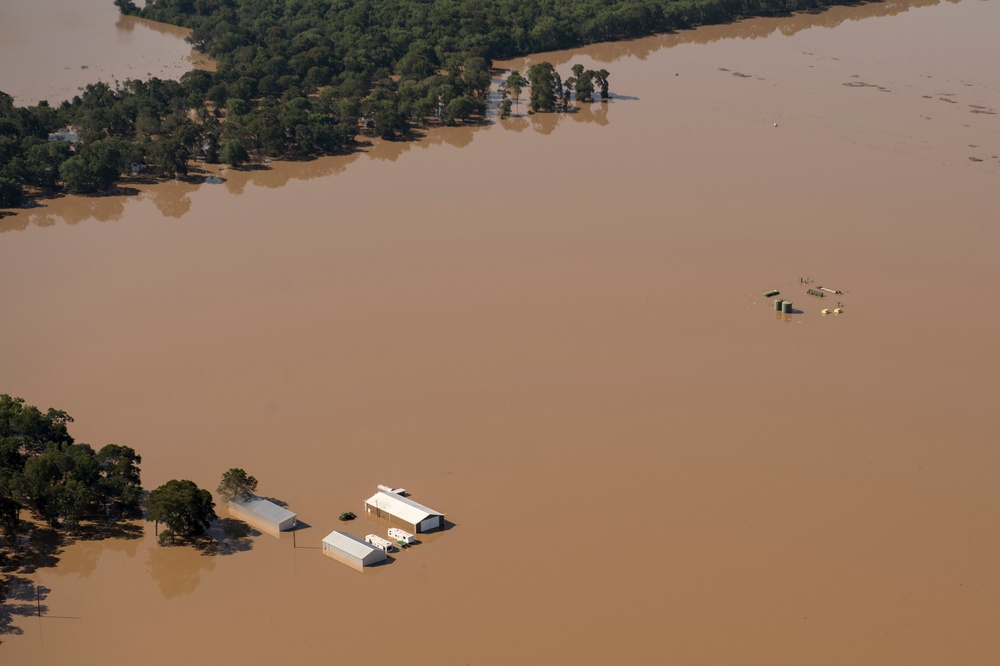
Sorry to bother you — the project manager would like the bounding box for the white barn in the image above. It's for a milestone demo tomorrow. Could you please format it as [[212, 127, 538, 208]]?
[[322, 531, 388, 570], [364, 491, 445, 534], [228, 495, 297, 537]]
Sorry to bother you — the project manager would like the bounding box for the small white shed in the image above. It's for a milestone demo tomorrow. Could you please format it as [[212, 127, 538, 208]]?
[[228, 495, 297, 537], [322, 531, 388, 570]]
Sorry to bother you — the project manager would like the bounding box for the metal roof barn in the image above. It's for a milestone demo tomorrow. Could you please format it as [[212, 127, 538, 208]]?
[[321, 531, 387, 571], [364, 491, 445, 534], [228, 495, 297, 537]]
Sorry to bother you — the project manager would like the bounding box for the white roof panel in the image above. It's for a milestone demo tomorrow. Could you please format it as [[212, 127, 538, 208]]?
[[322, 531, 381, 559], [230, 495, 296, 524], [364, 491, 444, 525]]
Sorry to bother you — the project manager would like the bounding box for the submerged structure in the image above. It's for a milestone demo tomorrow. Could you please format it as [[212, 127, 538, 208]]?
[[228, 495, 297, 537], [364, 490, 445, 534], [322, 531, 388, 570]]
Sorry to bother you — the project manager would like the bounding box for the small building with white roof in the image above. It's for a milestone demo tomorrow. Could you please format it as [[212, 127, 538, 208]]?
[[228, 495, 297, 537], [364, 490, 445, 534], [322, 531, 388, 570]]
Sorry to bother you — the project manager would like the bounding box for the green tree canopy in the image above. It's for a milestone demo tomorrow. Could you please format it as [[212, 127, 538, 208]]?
[[0, 177, 23, 208], [220, 139, 249, 167], [527, 62, 558, 113], [146, 479, 216, 540], [0, 395, 143, 541], [216, 468, 258, 502], [505, 71, 527, 116], [96, 444, 144, 517]]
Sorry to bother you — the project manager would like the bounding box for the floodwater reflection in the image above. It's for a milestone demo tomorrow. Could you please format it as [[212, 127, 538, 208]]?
[[146, 541, 216, 599], [2, 80, 619, 229], [145, 179, 198, 219], [0, 576, 48, 641]]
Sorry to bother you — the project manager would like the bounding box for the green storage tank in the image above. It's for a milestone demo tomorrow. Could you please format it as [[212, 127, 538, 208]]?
[[763, 289, 780, 297], [782, 301, 793, 314], [774, 299, 784, 311]]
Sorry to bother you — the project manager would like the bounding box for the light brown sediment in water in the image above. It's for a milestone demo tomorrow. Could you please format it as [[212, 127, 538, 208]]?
[[2, 0, 1000, 663]]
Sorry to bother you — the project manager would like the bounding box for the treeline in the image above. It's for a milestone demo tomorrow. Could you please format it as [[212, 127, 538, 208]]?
[[0, 395, 143, 536], [0, 394, 221, 555], [0, 0, 849, 205]]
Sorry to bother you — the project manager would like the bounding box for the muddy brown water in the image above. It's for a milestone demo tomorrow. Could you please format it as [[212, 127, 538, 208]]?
[[0, 0, 210, 105], [3, 0, 1000, 663]]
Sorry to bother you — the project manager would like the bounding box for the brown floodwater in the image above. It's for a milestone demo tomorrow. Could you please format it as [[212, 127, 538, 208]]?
[[3, 0, 1000, 663], [0, 0, 210, 105]]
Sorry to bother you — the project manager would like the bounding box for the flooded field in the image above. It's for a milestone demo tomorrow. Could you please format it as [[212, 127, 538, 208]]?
[[0, 0, 209, 105], [3, 0, 1000, 663]]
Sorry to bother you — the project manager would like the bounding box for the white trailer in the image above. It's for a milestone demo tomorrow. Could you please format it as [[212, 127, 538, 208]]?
[[388, 527, 414, 544], [365, 534, 394, 551]]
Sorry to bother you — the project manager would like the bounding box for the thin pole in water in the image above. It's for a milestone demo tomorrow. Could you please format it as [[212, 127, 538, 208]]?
[[36, 584, 41, 617]]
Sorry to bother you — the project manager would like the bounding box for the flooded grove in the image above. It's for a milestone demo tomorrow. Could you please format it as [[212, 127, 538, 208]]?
[[2, 0, 1000, 663]]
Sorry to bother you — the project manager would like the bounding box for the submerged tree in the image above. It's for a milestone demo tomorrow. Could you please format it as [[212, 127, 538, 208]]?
[[498, 81, 512, 119], [0, 177, 22, 208], [17, 442, 99, 530], [216, 468, 258, 502], [505, 71, 527, 116], [527, 63, 558, 112], [571, 64, 595, 103], [220, 139, 248, 168], [96, 444, 143, 518], [0, 395, 146, 540], [595, 69, 611, 100], [146, 479, 216, 541]]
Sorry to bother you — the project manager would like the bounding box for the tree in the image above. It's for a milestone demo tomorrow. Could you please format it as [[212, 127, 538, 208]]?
[[145, 479, 216, 541], [443, 95, 486, 125], [18, 442, 99, 530], [595, 69, 611, 100], [150, 136, 189, 177], [96, 444, 143, 518], [225, 97, 250, 117], [0, 394, 74, 453], [461, 57, 492, 102], [397, 40, 438, 81], [220, 139, 248, 167], [59, 138, 129, 193], [571, 64, 595, 103], [24, 141, 72, 189], [505, 71, 526, 116], [59, 155, 97, 194], [527, 63, 557, 112], [0, 439, 25, 537], [113, 0, 139, 15], [216, 468, 257, 501], [0, 177, 22, 208]]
